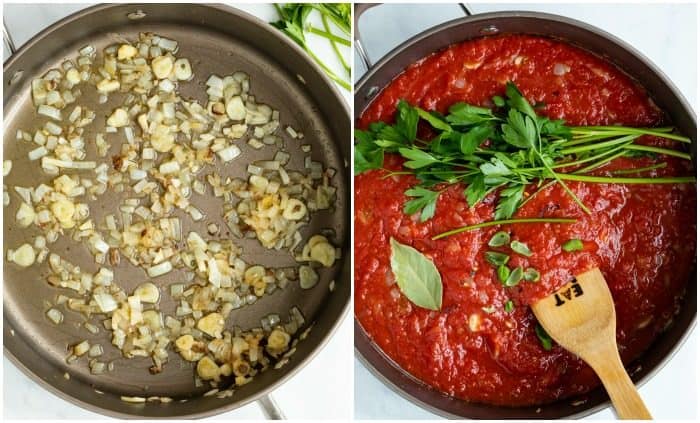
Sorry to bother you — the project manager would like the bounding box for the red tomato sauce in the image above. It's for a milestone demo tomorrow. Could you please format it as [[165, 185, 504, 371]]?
[[354, 35, 696, 406]]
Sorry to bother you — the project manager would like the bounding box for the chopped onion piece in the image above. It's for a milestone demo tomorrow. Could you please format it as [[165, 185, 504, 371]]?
[[147, 261, 173, 277], [46, 308, 64, 324], [38, 105, 62, 121]]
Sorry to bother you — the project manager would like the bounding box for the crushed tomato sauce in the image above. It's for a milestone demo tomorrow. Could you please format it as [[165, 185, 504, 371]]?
[[354, 35, 696, 406]]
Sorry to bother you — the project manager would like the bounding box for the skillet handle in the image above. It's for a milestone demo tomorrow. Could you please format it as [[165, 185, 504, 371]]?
[[257, 393, 286, 420], [353, 3, 379, 71], [3, 18, 17, 56], [353, 3, 474, 72]]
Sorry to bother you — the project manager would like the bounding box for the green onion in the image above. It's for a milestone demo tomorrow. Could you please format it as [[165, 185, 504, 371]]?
[[504, 300, 515, 313], [488, 231, 510, 247], [485, 251, 510, 267], [497, 265, 510, 283], [510, 240, 533, 257], [504, 266, 523, 287], [562, 239, 584, 252], [523, 268, 540, 282], [535, 323, 553, 350]]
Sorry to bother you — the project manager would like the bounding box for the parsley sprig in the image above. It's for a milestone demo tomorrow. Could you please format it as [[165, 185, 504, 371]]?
[[355, 82, 694, 227], [271, 4, 351, 91]]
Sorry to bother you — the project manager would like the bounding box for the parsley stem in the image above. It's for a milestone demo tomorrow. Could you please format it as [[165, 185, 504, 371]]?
[[432, 218, 577, 240], [570, 126, 690, 143], [612, 162, 667, 175], [537, 151, 592, 215], [560, 135, 638, 155], [307, 25, 351, 46], [575, 149, 628, 173], [304, 48, 350, 90], [320, 15, 350, 75], [551, 141, 632, 169], [623, 144, 692, 160], [554, 173, 696, 184]]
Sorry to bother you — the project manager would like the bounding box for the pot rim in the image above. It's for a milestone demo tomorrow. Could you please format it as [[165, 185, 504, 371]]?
[[354, 10, 696, 419], [3, 2, 351, 419]]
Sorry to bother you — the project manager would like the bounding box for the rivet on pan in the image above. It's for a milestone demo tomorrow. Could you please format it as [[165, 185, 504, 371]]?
[[479, 25, 499, 35], [9, 69, 23, 85], [127, 10, 147, 20], [365, 86, 379, 100]]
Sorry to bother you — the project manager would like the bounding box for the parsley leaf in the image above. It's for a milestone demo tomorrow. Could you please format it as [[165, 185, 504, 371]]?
[[417, 108, 452, 132], [446, 102, 496, 126], [502, 109, 536, 149], [354, 130, 384, 174], [460, 124, 492, 155], [399, 148, 440, 169], [404, 187, 441, 222], [494, 184, 525, 220], [505, 81, 537, 120], [464, 175, 487, 208], [396, 100, 419, 142]]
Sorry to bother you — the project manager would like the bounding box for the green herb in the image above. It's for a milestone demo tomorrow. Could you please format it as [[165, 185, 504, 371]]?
[[482, 305, 497, 314], [404, 187, 441, 222], [504, 266, 523, 287], [389, 238, 443, 310], [510, 240, 533, 257], [433, 218, 577, 240], [488, 231, 510, 247], [523, 268, 541, 282], [535, 323, 553, 351], [497, 265, 510, 283], [504, 300, 515, 313], [611, 162, 667, 175], [485, 251, 510, 267], [354, 81, 695, 237], [271, 4, 351, 91], [562, 239, 584, 252]]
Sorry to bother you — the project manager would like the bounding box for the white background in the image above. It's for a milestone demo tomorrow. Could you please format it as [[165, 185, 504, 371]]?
[[354, 2, 697, 420], [2, 2, 352, 420]]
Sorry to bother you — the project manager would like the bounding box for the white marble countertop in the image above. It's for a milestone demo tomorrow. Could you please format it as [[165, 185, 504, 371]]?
[[354, 2, 697, 420], [3, 3, 351, 420]]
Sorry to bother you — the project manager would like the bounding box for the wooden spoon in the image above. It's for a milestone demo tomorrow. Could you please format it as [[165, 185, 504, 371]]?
[[531, 267, 652, 420]]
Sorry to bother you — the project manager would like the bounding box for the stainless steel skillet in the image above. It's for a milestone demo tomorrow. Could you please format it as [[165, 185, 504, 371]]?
[[3, 3, 350, 419], [354, 4, 696, 419]]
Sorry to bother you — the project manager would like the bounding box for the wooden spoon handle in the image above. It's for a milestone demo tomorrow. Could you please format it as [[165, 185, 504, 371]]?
[[589, 351, 652, 420]]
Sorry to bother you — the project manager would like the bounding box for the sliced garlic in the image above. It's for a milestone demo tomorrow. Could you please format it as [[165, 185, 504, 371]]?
[[134, 282, 160, 303], [244, 265, 265, 285], [16, 202, 36, 227], [310, 242, 336, 267], [50, 199, 76, 228], [299, 265, 319, 289], [266, 328, 291, 351], [117, 44, 138, 60], [151, 56, 174, 79], [175, 333, 206, 362], [173, 58, 192, 80], [10, 243, 36, 267], [196, 356, 221, 381], [107, 108, 129, 127], [282, 199, 307, 221], [197, 312, 224, 338], [226, 96, 246, 120]]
